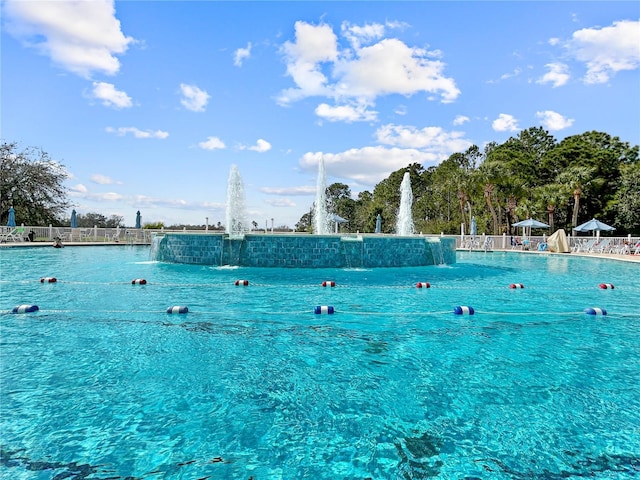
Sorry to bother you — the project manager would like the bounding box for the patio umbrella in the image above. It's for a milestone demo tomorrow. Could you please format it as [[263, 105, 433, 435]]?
[[512, 218, 549, 239], [135, 211, 141, 229], [70, 209, 77, 228], [573, 218, 615, 233], [512, 218, 550, 228], [7, 207, 16, 227], [470, 216, 477, 236], [329, 214, 348, 234], [375, 214, 381, 233]]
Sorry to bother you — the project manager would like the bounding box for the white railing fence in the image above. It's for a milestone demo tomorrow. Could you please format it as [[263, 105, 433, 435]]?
[[1, 225, 638, 253]]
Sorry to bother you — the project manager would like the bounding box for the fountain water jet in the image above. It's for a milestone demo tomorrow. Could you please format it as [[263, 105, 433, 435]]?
[[396, 172, 414, 236], [313, 156, 330, 234], [226, 165, 248, 236]]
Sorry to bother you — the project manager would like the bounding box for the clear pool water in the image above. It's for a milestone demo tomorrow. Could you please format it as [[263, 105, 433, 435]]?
[[1, 246, 639, 479]]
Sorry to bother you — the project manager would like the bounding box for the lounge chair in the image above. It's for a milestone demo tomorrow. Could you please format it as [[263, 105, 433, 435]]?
[[572, 238, 597, 253], [0, 227, 26, 242], [591, 238, 612, 254]]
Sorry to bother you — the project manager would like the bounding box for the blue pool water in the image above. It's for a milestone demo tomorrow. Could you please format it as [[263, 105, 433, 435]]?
[[1, 246, 639, 479]]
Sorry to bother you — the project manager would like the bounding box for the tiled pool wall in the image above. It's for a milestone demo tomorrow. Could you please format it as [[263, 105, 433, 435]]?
[[151, 234, 456, 267]]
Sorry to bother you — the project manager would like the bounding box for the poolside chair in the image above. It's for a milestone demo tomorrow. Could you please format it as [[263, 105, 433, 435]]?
[[572, 238, 597, 253], [591, 238, 612, 254], [55, 228, 70, 242], [0, 227, 26, 242]]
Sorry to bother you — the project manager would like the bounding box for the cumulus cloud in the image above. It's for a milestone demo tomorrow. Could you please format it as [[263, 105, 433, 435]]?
[[295, 121, 474, 187], [69, 183, 88, 194], [315, 103, 377, 122], [492, 113, 519, 132], [340, 21, 386, 49], [198, 136, 226, 150], [90, 81, 132, 108], [566, 19, 640, 84], [179, 83, 210, 112], [91, 174, 122, 185], [105, 127, 169, 139], [453, 115, 469, 126], [537, 63, 570, 87], [300, 147, 438, 187], [536, 110, 574, 131], [234, 42, 251, 67], [3, 0, 133, 78], [248, 139, 272, 152], [277, 20, 460, 119], [375, 124, 472, 156]]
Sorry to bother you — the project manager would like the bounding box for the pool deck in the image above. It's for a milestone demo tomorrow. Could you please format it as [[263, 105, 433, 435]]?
[[2, 240, 639, 263]]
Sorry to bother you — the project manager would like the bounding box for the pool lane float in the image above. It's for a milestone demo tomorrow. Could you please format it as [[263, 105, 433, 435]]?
[[40, 277, 57, 283], [584, 307, 607, 316], [235, 280, 249, 286], [454, 306, 474, 315], [416, 282, 431, 288], [12, 305, 39, 314], [166, 306, 189, 314], [598, 283, 614, 289], [509, 283, 525, 289], [321, 281, 336, 287], [132, 278, 147, 285], [314, 305, 334, 315]]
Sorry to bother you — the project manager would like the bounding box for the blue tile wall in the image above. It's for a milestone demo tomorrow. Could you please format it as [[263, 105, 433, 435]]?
[[151, 234, 456, 267]]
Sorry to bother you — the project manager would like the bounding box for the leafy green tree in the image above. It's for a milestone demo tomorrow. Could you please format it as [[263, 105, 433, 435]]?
[[614, 162, 640, 234], [1, 141, 71, 225]]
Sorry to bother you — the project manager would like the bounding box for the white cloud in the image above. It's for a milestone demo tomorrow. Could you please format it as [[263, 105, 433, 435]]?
[[198, 136, 226, 150], [375, 124, 472, 155], [278, 21, 460, 113], [3, 0, 133, 78], [69, 183, 88, 194], [453, 115, 469, 126], [500, 68, 522, 80], [536, 110, 574, 131], [179, 83, 210, 112], [548, 37, 561, 46], [341, 21, 386, 49], [248, 139, 272, 153], [537, 63, 570, 87], [492, 113, 520, 132], [260, 186, 316, 195], [567, 19, 640, 84], [91, 81, 132, 108], [278, 22, 338, 104], [105, 127, 169, 139], [91, 174, 122, 185], [315, 103, 377, 122], [300, 147, 438, 187], [234, 42, 251, 67]]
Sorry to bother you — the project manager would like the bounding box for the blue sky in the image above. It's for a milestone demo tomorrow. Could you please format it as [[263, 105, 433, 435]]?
[[2, 1, 639, 229]]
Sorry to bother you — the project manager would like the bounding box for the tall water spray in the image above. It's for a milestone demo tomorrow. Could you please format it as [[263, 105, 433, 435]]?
[[313, 156, 330, 234], [396, 172, 415, 236], [226, 165, 248, 236]]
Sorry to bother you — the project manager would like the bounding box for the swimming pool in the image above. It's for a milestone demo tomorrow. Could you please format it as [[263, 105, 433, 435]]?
[[1, 246, 639, 479]]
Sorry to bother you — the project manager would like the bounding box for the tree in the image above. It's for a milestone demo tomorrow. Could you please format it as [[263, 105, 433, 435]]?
[[1, 142, 71, 225], [614, 162, 640, 234]]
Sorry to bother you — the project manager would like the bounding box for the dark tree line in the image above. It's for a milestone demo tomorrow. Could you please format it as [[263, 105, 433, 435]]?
[[297, 128, 640, 235]]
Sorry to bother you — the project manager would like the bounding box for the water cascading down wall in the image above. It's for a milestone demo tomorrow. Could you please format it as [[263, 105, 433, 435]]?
[[150, 233, 456, 268]]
